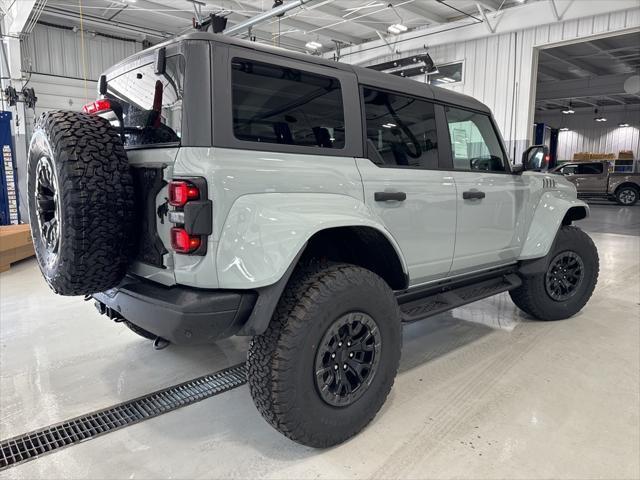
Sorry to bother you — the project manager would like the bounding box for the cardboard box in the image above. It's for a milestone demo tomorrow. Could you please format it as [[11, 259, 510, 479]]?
[[619, 150, 634, 160], [0, 224, 35, 272]]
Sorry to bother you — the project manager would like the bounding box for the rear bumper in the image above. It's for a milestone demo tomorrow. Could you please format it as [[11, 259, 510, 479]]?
[[93, 276, 257, 345]]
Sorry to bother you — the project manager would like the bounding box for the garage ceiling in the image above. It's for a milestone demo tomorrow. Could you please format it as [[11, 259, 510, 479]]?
[[37, 0, 537, 53], [536, 32, 640, 112]]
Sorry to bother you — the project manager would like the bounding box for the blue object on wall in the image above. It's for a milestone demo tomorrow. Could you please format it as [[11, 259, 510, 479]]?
[[0, 110, 21, 225]]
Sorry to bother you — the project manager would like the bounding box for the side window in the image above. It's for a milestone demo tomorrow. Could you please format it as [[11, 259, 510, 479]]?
[[362, 88, 438, 169], [445, 107, 506, 172], [231, 58, 345, 149], [577, 163, 604, 174], [561, 164, 578, 175]]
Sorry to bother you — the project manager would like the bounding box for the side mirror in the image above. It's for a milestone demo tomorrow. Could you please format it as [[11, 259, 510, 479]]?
[[522, 144, 549, 172]]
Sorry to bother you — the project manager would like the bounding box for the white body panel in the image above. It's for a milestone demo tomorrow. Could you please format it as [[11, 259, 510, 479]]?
[[128, 147, 587, 291]]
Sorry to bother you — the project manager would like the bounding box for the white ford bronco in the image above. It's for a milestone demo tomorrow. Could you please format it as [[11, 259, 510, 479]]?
[[28, 32, 598, 448]]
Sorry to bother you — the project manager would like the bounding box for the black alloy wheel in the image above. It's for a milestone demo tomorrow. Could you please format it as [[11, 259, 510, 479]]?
[[34, 156, 61, 262], [314, 312, 381, 407], [545, 251, 585, 301]]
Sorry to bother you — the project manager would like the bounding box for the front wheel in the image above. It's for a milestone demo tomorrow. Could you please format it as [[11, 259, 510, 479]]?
[[247, 263, 401, 448], [510, 226, 599, 320], [616, 186, 639, 206]]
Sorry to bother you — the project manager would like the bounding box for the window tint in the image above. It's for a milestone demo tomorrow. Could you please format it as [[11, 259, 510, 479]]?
[[560, 164, 578, 174], [107, 55, 184, 148], [445, 107, 505, 172], [231, 59, 345, 149], [577, 163, 604, 174], [363, 88, 438, 169]]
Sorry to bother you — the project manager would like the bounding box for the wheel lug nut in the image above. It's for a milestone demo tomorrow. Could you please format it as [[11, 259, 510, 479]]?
[[343, 364, 347, 370], [347, 341, 351, 346], [334, 365, 338, 370], [338, 342, 342, 347], [349, 353, 354, 358], [331, 353, 336, 359]]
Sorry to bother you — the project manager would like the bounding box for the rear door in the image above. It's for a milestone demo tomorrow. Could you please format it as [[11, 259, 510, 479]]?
[[356, 87, 457, 285], [442, 105, 528, 274]]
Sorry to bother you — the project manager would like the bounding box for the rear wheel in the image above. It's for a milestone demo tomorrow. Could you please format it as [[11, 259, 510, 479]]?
[[615, 185, 639, 206], [510, 226, 599, 320], [247, 263, 401, 448]]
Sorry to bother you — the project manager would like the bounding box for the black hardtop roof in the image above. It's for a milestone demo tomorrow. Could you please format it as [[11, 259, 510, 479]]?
[[106, 31, 490, 114]]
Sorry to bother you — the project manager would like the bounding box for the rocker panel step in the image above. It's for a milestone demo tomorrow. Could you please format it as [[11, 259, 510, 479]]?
[[399, 273, 522, 323]]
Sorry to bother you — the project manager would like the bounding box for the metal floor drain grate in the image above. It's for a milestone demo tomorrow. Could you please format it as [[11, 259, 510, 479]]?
[[0, 362, 247, 471]]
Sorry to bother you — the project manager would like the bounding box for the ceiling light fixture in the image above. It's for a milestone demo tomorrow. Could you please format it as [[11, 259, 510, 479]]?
[[560, 127, 570, 131], [305, 41, 322, 50], [618, 122, 630, 127], [562, 101, 575, 114], [593, 108, 607, 122], [388, 23, 408, 34]]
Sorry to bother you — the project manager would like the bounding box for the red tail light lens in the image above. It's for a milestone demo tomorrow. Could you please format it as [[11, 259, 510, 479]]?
[[171, 227, 201, 254], [169, 181, 200, 207], [82, 99, 112, 114]]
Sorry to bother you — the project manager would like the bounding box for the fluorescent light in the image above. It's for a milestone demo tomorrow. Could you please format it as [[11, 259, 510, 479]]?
[[561, 108, 575, 114], [595, 117, 607, 122], [382, 123, 397, 128], [560, 127, 569, 131], [388, 24, 408, 34], [305, 41, 322, 50], [618, 122, 630, 127]]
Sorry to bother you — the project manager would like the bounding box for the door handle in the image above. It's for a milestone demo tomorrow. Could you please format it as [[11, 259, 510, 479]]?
[[374, 191, 407, 202], [462, 190, 486, 200]]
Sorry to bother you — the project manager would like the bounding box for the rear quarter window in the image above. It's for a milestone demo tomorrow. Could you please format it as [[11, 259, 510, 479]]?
[[231, 58, 346, 150]]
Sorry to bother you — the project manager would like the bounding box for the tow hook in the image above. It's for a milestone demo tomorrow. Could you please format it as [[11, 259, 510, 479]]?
[[153, 337, 170, 350]]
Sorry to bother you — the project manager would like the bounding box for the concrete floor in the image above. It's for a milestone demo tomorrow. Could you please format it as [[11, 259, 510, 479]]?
[[1, 204, 638, 479]]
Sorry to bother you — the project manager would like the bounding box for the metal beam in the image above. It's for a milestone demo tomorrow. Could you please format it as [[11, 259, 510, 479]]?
[[539, 48, 608, 76], [311, 3, 381, 35], [536, 73, 634, 101], [268, 15, 363, 44], [477, 0, 502, 11], [395, 2, 446, 25], [225, 0, 318, 34]]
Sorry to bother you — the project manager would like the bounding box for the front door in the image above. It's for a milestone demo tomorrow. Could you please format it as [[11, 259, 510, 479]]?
[[357, 88, 457, 286], [573, 162, 607, 193], [443, 106, 528, 274]]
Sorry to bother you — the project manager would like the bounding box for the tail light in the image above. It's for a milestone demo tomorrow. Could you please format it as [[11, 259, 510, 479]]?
[[168, 180, 200, 207], [167, 178, 211, 256], [171, 228, 201, 254], [82, 99, 112, 114]]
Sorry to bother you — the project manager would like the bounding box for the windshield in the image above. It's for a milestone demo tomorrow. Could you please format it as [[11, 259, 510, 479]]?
[[105, 54, 184, 148]]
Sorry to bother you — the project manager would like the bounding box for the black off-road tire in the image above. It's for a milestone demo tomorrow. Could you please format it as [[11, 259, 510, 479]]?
[[510, 226, 599, 320], [247, 262, 402, 448], [27, 111, 135, 295], [615, 185, 639, 206]]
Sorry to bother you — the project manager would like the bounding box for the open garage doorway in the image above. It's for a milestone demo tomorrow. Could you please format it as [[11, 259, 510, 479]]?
[[533, 31, 640, 172]]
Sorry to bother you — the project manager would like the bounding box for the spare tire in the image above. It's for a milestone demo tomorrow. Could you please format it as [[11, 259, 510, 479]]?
[[27, 111, 135, 296]]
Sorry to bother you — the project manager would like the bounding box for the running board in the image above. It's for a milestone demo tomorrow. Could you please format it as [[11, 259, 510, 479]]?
[[399, 273, 522, 323]]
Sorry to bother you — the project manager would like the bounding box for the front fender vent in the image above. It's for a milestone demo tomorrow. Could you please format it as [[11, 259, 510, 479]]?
[[543, 178, 557, 189]]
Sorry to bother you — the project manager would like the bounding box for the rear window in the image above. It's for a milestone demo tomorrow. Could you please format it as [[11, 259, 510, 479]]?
[[106, 55, 185, 148], [231, 58, 346, 149]]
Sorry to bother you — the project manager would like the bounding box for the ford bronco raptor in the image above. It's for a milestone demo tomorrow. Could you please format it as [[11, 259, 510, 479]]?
[[28, 32, 598, 448]]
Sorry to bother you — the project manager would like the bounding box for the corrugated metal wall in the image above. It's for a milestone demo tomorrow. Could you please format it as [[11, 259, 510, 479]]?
[[22, 23, 142, 133], [536, 110, 640, 161], [357, 8, 640, 160], [24, 23, 140, 80]]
